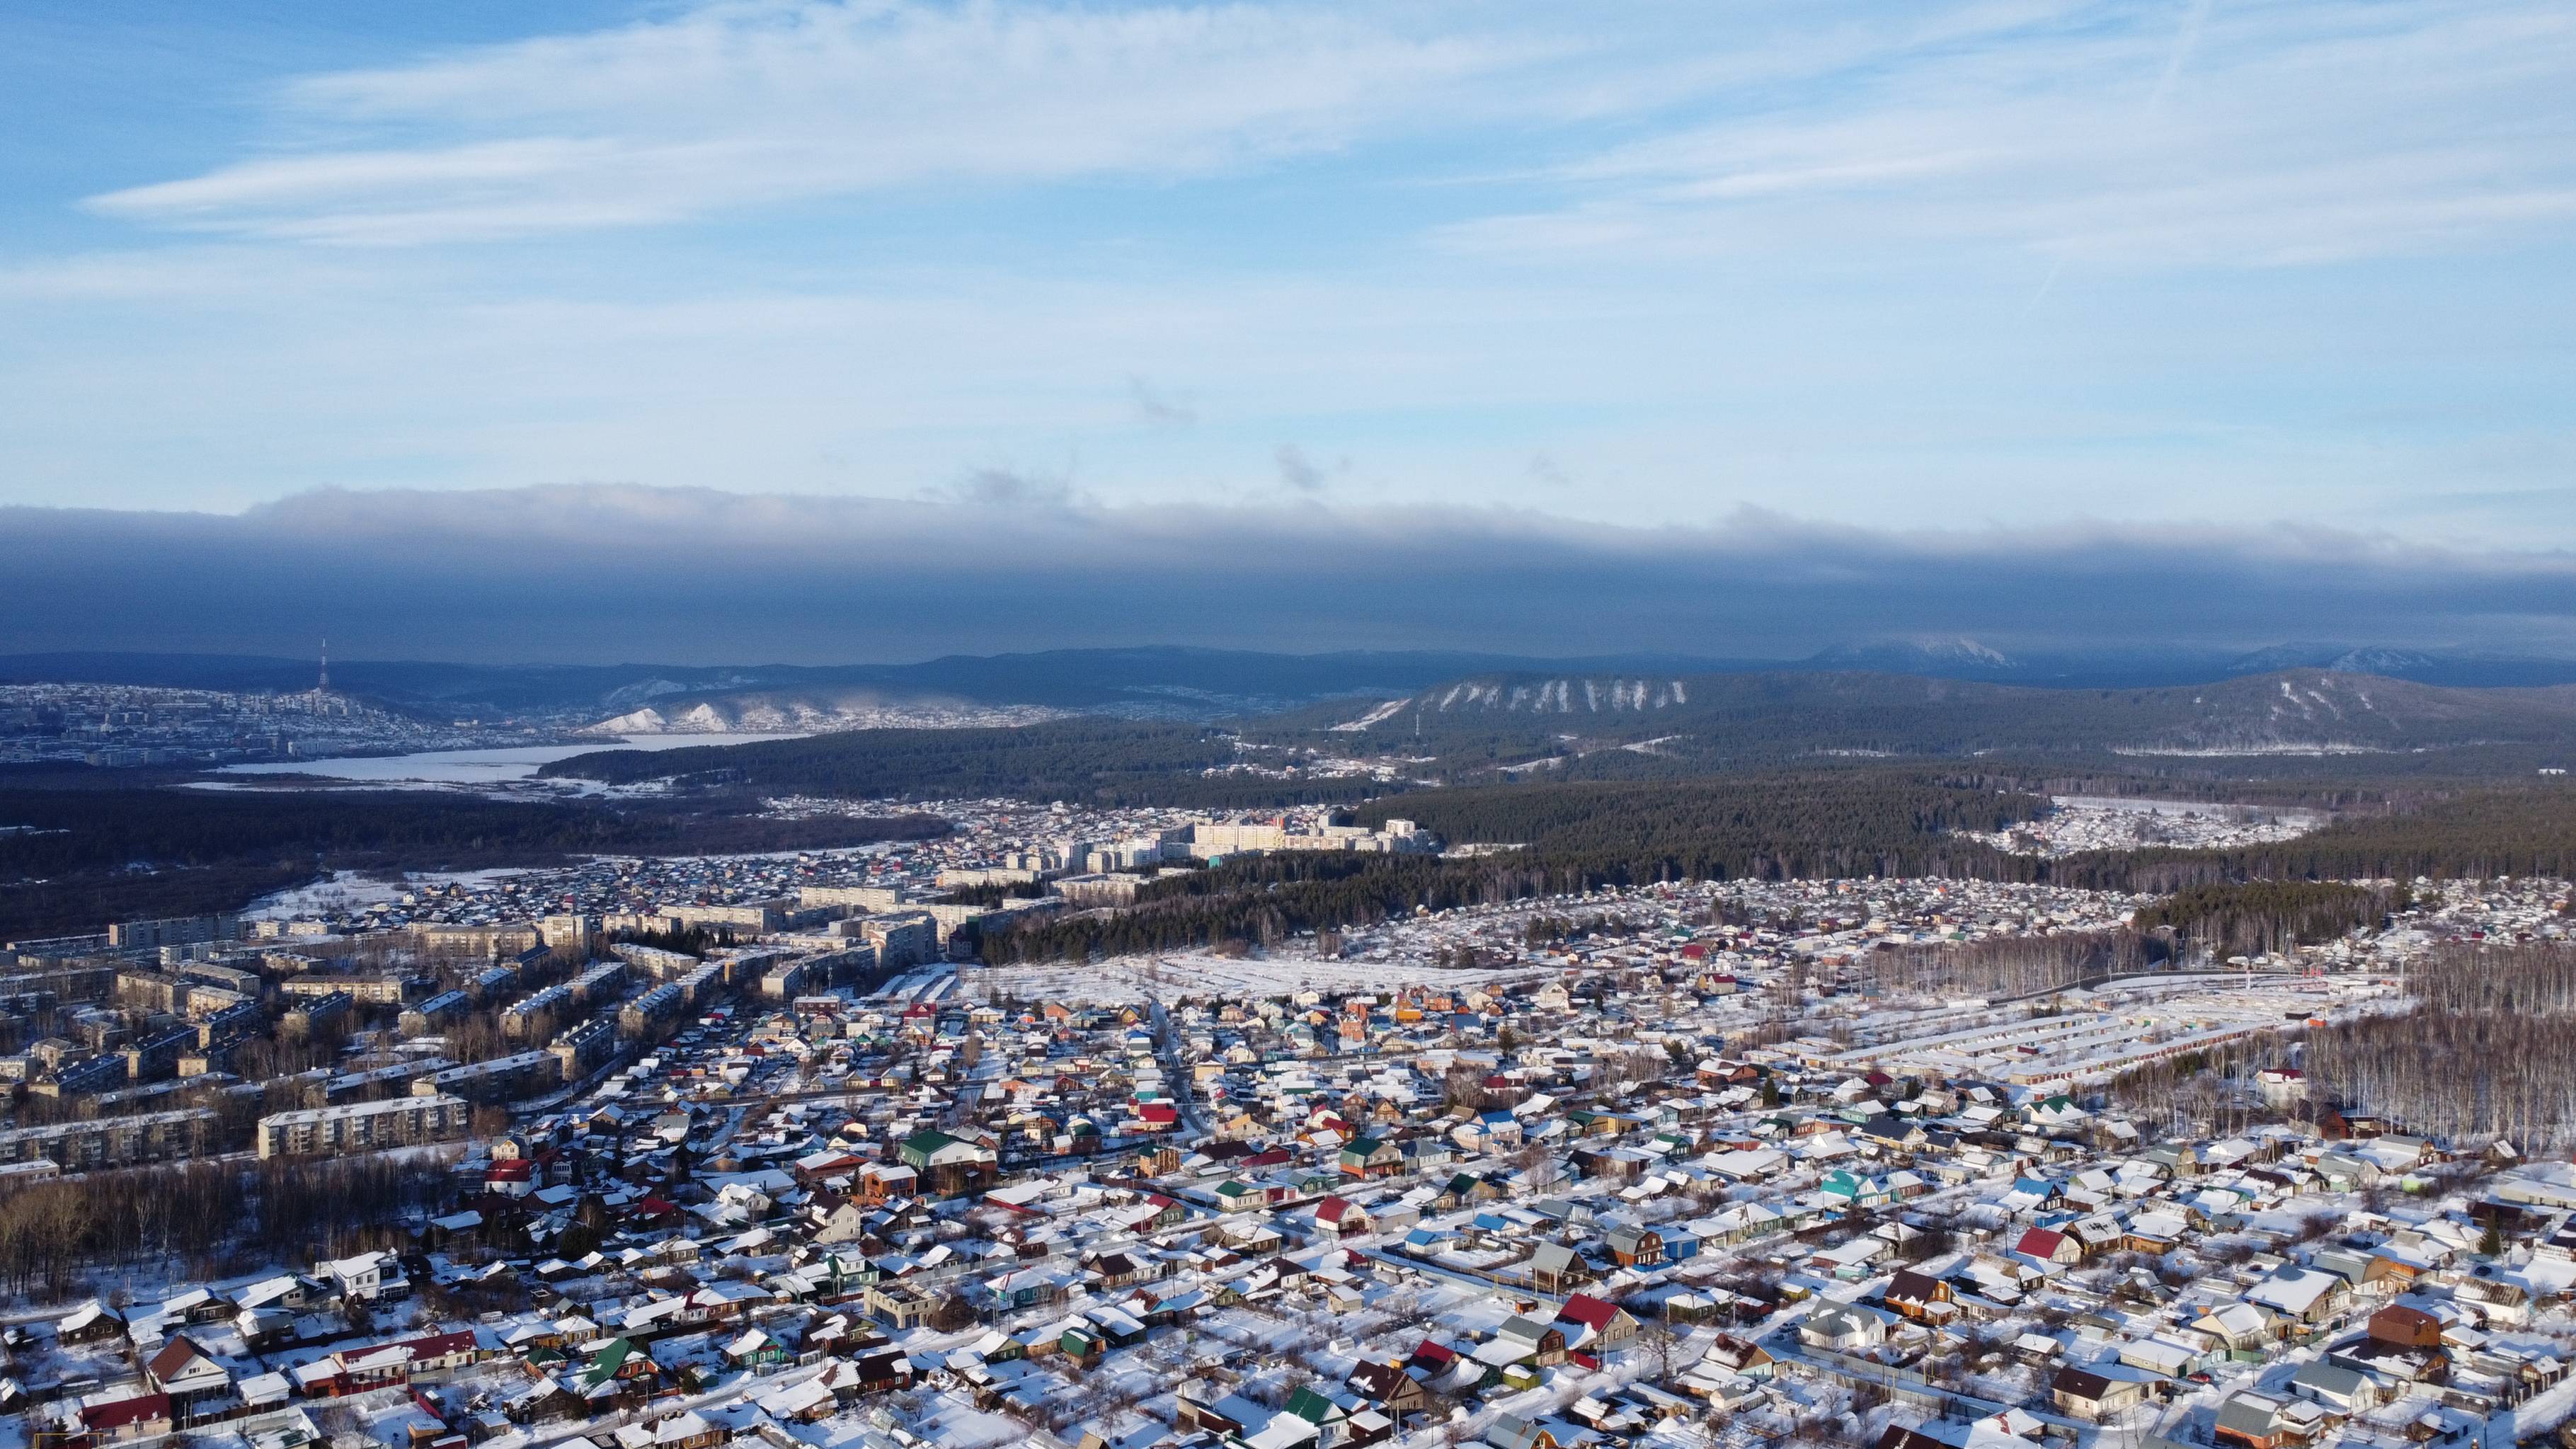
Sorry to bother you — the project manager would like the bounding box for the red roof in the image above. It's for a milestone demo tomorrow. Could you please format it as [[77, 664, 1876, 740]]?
[[1315, 1196, 1356, 1224], [2015, 1227, 2070, 1259], [486, 1159, 534, 1181], [1557, 1293, 1621, 1329], [82, 1394, 170, 1432], [146, 1334, 214, 1382], [400, 1329, 481, 1358]]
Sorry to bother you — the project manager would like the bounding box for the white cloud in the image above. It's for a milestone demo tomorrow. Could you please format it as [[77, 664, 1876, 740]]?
[[13, 0, 2576, 544], [84, 1, 1530, 244], [1439, 0, 2576, 268]]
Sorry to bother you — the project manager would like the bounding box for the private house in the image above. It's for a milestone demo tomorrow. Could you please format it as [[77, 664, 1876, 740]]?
[[2015, 1227, 2082, 1266], [1526, 1243, 1587, 1294], [143, 1335, 234, 1422], [1346, 1360, 1431, 1423], [2247, 1267, 2349, 1325], [1882, 1270, 1958, 1324], [897, 1130, 998, 1197], [1339, 1137, 1404, 1179], [2287, 1362, 2378, 1416], [1315, 1197, 1373, 1237], [1800, 1305, 1892, 1353], [1604, 1225, 1664, 1267], [2051, 1367, 2149, 1421], [80, 1393, 173, 1443], [58, 1300, 129, 1346], [1555, 1294, 1637, 1361], [2214, 1393, 2323, 1449], [1492, 1315, 1567, 1368], [2194, 1303, 2279, 1357]]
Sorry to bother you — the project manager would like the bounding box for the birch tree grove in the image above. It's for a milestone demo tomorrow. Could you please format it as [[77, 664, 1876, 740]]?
[[2306, 944, 2576, 1150], [1870, 929, 2154, 999]]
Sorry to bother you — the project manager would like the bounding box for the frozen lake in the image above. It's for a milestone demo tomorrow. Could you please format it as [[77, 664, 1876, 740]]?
[[212, 733, 797, 786]]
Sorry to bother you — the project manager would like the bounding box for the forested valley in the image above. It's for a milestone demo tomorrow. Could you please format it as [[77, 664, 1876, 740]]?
[[0, 777, 946, 941]]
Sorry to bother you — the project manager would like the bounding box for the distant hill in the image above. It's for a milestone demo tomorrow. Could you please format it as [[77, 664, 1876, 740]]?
[[0, 646, 1753, 726], [1267, 668, 2576, 775], [1802, 636, 2017, 676], [8, 642, 2576, 733]]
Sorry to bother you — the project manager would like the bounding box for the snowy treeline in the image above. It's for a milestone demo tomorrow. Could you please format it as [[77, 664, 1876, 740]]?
[[2307, 944, 2576, 1150], [1870, 929, 2154, 1000], [2412, 941, 2576, 1014]]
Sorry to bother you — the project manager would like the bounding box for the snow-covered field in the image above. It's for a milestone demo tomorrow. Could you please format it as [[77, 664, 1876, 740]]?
[[974, 949, 1550, 1004], [1967, 796, 2323, 857], [244, 866, 528, 920]]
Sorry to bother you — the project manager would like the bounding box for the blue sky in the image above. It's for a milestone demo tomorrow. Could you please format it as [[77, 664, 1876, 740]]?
[[3, 0, 2573, 553]]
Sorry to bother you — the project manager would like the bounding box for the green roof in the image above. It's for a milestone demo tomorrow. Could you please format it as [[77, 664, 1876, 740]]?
[[582, 1337, 639, 1387], [899, 1129, 963, 1167], [1284, 1387, 1346, 1424]]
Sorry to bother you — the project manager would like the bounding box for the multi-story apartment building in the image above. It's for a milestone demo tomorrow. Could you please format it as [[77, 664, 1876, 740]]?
[[256, 1094, 470, 1159]]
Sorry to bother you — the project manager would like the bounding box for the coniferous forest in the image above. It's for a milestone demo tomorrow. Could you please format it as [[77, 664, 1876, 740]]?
[[987, 774, 2575, 962]]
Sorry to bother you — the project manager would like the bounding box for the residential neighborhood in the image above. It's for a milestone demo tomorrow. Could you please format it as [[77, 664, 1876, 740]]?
[[5, 864, 2575, 1449]]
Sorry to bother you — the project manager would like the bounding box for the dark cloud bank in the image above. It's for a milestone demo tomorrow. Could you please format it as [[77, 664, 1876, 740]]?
[[7, 484, 2575, 667]]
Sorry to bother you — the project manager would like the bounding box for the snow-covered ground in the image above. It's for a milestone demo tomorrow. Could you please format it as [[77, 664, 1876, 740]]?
[[974, 949, 1549, 1004], [1967, 796, 2324, 857], [244, 866, 530, 920]]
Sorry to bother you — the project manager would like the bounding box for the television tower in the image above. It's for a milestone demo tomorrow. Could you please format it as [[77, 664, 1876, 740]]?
[[318, 638, 330, 694]]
